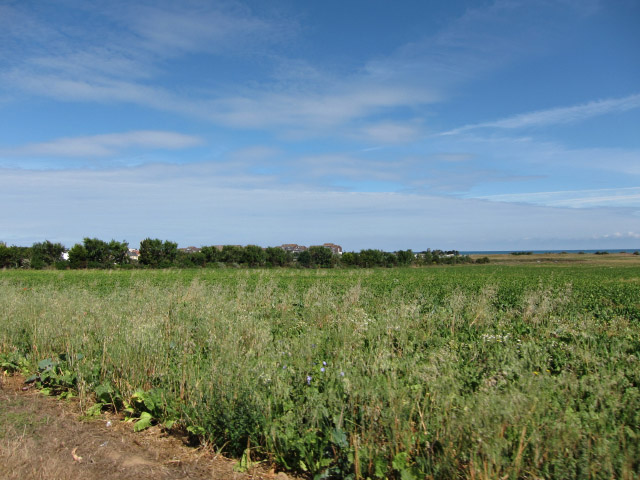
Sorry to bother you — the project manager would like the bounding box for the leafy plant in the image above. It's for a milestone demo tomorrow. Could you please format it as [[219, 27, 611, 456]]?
[[25, 357, 77, 396], [125, 388, 177, 431], [0, 351, 30, 374], [2, 265, 640, 478]]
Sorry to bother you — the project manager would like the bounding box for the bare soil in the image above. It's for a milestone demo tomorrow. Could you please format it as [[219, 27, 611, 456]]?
[[0, 373, 294, 480]]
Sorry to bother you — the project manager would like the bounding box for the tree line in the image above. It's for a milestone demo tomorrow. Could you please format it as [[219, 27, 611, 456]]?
[[0, 239, 488, 270]]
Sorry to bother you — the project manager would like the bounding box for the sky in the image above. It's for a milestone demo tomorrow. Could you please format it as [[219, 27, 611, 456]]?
[[1, 0, 639, 251]]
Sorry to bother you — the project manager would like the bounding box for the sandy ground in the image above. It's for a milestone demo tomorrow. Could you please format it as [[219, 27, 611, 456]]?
[[0, 373, 294, 480]]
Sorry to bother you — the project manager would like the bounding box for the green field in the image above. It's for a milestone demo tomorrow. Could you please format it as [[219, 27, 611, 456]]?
[[1, 263, 639, 479]]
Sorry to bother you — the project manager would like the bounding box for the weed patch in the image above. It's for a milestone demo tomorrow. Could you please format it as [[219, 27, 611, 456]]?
[[1, 266, 639, 478]]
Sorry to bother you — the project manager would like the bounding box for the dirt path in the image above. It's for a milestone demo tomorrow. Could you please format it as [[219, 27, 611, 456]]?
[[0, 373, 293, 480]]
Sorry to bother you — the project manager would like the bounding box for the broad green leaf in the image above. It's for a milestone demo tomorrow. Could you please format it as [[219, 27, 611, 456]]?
[[133, 411, 153, 432]]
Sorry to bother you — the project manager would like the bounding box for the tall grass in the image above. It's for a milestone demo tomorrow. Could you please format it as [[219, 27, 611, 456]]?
[[1, 267, 639, 479]]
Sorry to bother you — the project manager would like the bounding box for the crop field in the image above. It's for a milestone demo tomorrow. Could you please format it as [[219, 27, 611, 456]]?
[[1, 261, 640, 479]]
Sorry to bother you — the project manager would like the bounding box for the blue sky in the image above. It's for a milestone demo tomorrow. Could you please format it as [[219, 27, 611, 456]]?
[[1, 0, 639, 251]]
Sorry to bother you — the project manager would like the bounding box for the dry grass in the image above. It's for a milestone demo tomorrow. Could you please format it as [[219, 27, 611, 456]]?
[[470, 251, 640, 266], [0, 374, 293, 480], [2, 266, 639, 479]]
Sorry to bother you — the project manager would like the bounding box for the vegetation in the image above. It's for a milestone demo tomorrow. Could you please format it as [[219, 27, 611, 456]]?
[[0, 240, 481, 270], [139, 238, 178, 267], [1, 265, 639, 479], [68, 238, 129, 269]]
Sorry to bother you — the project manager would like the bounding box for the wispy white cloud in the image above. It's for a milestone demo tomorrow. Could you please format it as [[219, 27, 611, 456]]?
[[3, 0, 599, 146], [2, 0, 544, 139], [293, 154, 405, 183], [443, 93, 640, 135], [597, 231, 640, 240], [477, 186, 640, 209], [3, 165, 640, 250], [205, 86, 438, 132], [0, 2, 294, 112], [355, 122, 422, 144], [1, 131, 204, 158], [126, 2, 289, 56]]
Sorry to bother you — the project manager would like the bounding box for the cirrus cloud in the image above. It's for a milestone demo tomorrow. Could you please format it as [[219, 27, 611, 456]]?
[[1, 131, 204, 158]]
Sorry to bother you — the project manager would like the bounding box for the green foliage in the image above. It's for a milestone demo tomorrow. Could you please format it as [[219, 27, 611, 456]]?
[[26, 356, 78, 397], [395, 249, 414, 266], [68, 238, 129, 268], [2, 266, 640, 478], [108, 239, 129, 265], [84, 237, 111, 266], [126, 388, 178, 431], [358, 248, 385, 267], [139, 238, 177, 267], [0, 351, 30, 374], [0, 243, 31, 268], [265, 246, 292, 267], [2, 238, 483, 270], [30, 240, 65, 268], [308, 246, 334, 268], [242, 245, 267, 267], [296, 249, 311, 267], [233, 448, 266, 473], [68, 243, 88, 269], [297, 246, 336, 268], [340, 251, 358, 266], [176, 250, 206, 268], [94, 382, 124, 409], [220, 245, 244, 264], [200, 246, 221, 263]]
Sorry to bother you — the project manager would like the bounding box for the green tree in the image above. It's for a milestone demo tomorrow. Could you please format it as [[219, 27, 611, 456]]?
[[68, 244, 88, 269], [416, 250, 434, 265], [383, 251, 397, 267], [139, 238, 177, 267], [265, 247, 291, 267], [359, 249, 384, 268], [0, 242, 9, 268], [201, 246, 221, 264], [139, 238, 163, 266], [162, 240, 178, 266], [297, 250, 311, 267], [395, 249, 414, 266], [31, 240, 66, 268], [340, 251, 359, 267], [220, 245, 243, 265], [242, 245, 266, 267], [0, 243, 30, 268], [308, 245, 334, 268], [176, 250, 205, 268], [83, 238, 110, 267], [80, 238, 129, 268], [108, 240, 129, 265]]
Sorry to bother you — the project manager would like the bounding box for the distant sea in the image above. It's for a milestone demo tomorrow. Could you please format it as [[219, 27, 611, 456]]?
[[460, 249, 639, 255]]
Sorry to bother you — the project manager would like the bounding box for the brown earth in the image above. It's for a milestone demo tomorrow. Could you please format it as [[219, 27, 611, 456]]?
[[470, 251, 640, 265], [0, 373, 295, 480]]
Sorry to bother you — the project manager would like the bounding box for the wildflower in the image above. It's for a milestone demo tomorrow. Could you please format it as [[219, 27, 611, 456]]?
[[322, 361, 327, 366], [282, 365, 287, 370], [340, 371, 345, 377], [321, 367, 325, 372], [306, 375, 312, 385]]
